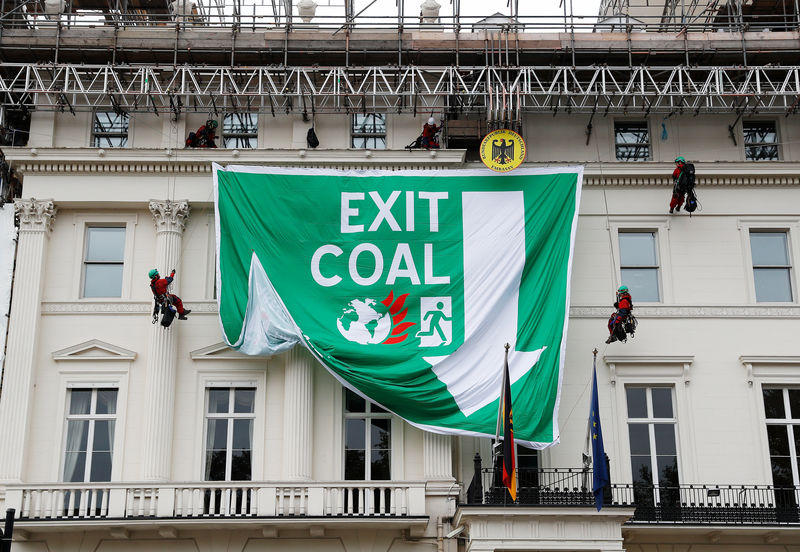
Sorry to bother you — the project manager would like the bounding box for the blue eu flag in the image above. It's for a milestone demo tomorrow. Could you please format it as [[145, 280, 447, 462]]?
[[590, 362, 609, 511]]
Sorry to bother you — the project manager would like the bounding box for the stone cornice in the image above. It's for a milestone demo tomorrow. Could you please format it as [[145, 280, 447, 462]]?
[[4, 148, 800, 185], [39, 302, 800, 317], [14, 198, 56, 233], [4, 148, 467, 175]]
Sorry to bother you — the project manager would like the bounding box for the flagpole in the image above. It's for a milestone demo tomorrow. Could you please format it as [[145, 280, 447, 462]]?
[[582, 348, 598, 492]]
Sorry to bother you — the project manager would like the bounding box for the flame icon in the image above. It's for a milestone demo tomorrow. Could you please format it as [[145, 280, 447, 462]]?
[[380, 291, 415, 345]]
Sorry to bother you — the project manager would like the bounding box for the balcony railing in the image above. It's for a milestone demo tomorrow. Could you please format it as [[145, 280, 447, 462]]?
[[5, 481, 427, 521], [463, 466, 800, 525]]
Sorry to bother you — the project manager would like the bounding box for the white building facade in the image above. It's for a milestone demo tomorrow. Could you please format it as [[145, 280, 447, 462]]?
[[0, 3, 800, 550]]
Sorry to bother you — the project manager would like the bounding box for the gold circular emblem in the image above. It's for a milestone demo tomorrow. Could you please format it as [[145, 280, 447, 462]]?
[[479, 129, 526, 172]]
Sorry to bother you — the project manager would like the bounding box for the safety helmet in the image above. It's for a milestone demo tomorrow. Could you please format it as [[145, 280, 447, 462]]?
[[674, 156, 685, 163], [427, 117, 435, 125], [617, 285, 629, 293], [148, 268, 159, 279], [207, 119, 218, 129]]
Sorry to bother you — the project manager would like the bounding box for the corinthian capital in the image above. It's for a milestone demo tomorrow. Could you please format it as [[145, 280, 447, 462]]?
[[149, 199, 190, 233], [14, 198, 56, 233]]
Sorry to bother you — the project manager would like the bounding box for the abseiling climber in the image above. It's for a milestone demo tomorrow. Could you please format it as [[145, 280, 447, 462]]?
[[149, 269, 191, 327], [185, 119, 218, 148], [421, 117, 441, 149], [605, 285, 636, 344], [669, 156, 698, 214]]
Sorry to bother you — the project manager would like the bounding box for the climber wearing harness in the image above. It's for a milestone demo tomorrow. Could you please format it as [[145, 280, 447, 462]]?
[[606, 285, 635, 344], [149, 269, 191, 321], [669, 156, 687, 214], [185, 119, 218, 148], [421, 117, 441, 149]]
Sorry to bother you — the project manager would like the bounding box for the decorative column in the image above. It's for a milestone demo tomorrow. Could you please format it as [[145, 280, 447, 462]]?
[[423, 432, 452, 479], [0, 199, 56, 482], [141, 199, 189, 482], [283, 346, 314, 480]]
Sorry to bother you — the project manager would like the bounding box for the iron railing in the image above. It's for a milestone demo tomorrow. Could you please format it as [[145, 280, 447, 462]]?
[[464, 466, 800, 525]]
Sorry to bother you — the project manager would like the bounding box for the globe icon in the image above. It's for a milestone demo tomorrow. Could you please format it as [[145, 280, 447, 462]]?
[[336, 298, 392, 345]]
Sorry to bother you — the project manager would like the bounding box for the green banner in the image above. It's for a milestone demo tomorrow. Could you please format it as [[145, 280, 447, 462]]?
[[214, 166, 582, 447]]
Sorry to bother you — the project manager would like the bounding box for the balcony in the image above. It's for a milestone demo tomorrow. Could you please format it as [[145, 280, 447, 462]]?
[[463, 466, 800, 526], [3, 481, 428, 530]]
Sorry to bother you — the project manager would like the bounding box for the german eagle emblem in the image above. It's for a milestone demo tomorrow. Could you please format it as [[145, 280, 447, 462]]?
[[492, 139, 515, 165]]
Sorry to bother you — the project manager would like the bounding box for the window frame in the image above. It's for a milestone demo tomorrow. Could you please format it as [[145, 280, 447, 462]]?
[[625, 385, 680, 489], [618, 230, 661, 303], [604, 356, 696, 485], [749, 230, 794, 303], [343, 388, 394, 481], [61, 387, 119, 483], [738, 219, 800, 305], [743, 120, 780, 161], [81, 226, 127, 299], [203, 386, 257, 482], [91, 111, 130, 148], [350, 113, 388, 150], [761, 387, 800, 487], [608, 217, 673, 304], [613, 120, 651, 162], [192, 372, 265, 481], [222, 112, 259, 149], [73, 214, 137, 301]]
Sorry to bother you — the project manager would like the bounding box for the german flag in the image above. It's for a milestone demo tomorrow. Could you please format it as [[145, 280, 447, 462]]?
[[501, 348, 516, 501]]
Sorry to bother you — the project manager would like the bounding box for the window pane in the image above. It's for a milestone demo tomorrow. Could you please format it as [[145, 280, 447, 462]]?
[[370, 449, 391, 480], [767, 424, 791, 455], [233, 389, 255, 413], [620, 268, 660, 302], [208, 389, 230, 413], [651, 388, 673, 418], [86, 228, 125, 262], [371, 402, 388, 414], [764, 389, 787, 419], [771, 456, 794, 487], [789, 390, 800, 419], [63, 452, 87, 482], [628, 424, 650, 455], [630, 455, 652, 485], [371, 419, 390, 450], [619, 233, 657, 266], [231, 450, 252, 481], [89, 451, 113, 482], [753, 268, 793, 302], [205, 450, 227, 481], [745, 144, 779, 161], [345, 390, 366, 413], [744, 121, 778, 161], [345, 450, 365, 480], [69, 390, 92, 415], [206, 419, 228, 450], [750, 233, 789, 266], [615, 145, 650, 161], [345, 419, 366, 450], [93, 420, 114, 451], [656, 455, 679, 486], [232, 419, 252, 449], [83, 264, 123, 298], [96, 389, 117, 415], [614, 122, 649, 161], [65, 420, 89, 451], [653, 424, 676, 455], [626, 387, 648, 418]]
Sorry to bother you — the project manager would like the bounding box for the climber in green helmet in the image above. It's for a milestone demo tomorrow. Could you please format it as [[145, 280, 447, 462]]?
[[149, 268, 191, 320], [606, 285, 634, 344], [670, 156, 687, 213]]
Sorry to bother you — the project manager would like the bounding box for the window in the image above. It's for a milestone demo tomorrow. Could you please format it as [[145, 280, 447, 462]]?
[[763, 387, 800, 519], [222, 113, 258, 148], [627, 386, 680, 513], [619, 231, 660, 302], [614, 121, 649, 161], [750, 231, 793, 302], [82, 227, 125, 298], [344, 388, 391, 480], [63, 388, 117, 482], [351, 114, 386, 149], [744, 121, 779, 161], [92, 112, 129, 148], [204, 387, 255, 481]]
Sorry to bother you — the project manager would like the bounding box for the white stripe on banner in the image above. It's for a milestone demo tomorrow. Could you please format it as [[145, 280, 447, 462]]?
[[426, 191, 545, 416]]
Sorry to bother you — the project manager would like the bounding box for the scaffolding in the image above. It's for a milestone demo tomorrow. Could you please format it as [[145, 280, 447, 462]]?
[[0, 0, 798, 116]]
